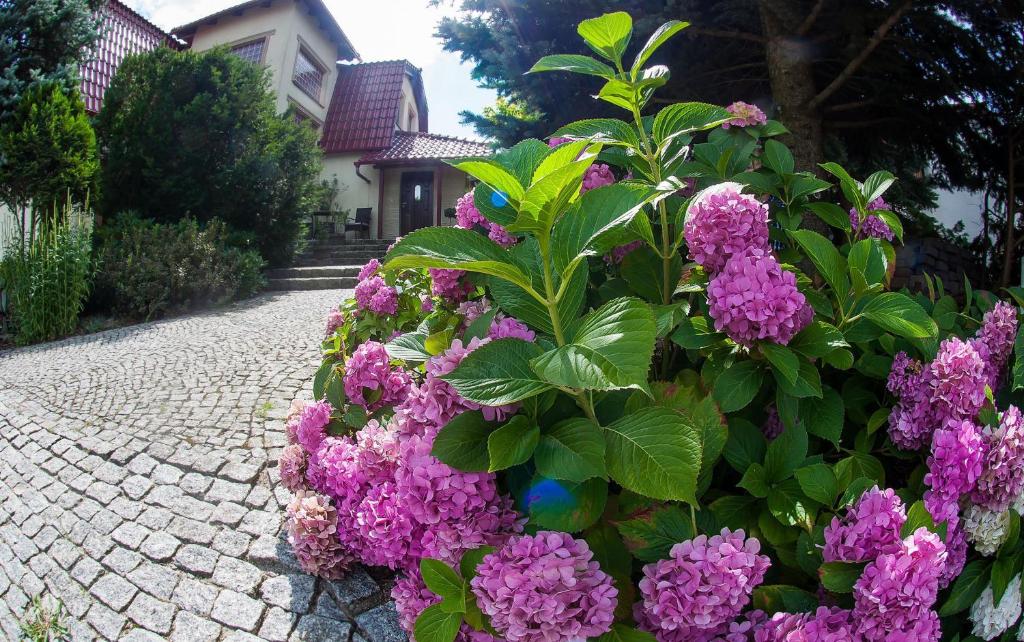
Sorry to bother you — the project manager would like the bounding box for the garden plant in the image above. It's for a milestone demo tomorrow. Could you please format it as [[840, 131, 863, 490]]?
[[276, 13, 1024, 642]]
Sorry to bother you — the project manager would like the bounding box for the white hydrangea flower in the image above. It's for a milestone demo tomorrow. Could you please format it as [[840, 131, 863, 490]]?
[[964, 504, 1012, 556], [1013, 488, 1024, 516], [972, 574, 1022, 640]]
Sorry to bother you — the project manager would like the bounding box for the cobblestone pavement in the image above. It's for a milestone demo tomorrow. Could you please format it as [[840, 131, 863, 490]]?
[[0, 291, 405, 642]]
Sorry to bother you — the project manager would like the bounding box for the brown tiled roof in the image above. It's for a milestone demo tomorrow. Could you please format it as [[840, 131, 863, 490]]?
[[321, 60, 428, 153], [172, 0, 358, 60], [79, 0, 180, 114], [356, 131, 491, 165]]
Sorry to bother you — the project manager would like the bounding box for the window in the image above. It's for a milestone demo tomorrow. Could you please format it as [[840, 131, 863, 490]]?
[[230, 39, 265, 65], [293, 47, 325, 101], [406, 107, 416, 131]]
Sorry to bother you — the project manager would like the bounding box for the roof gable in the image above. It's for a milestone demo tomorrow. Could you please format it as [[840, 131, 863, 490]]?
[[320, 60, 428, 154], [355, 131, 491, 165]]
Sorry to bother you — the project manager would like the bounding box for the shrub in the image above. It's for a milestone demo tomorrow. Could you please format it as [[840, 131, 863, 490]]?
[[96, 47, 323, 266], [0, 204, 93, 345], [93, 214, 265, 320], [274, 14, 1024, 642]]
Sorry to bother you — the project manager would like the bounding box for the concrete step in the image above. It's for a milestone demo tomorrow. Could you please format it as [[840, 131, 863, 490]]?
[[293, 257, 378, 267], [302, 251, 383, 261], [265, 265, 362, 279], [264, 276, 358, 291]]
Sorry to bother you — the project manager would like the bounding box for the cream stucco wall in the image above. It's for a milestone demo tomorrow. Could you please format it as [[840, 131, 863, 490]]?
[[321, 153, 380, 236], [187, 0, 341, 124], [397, 76, 420, 132]]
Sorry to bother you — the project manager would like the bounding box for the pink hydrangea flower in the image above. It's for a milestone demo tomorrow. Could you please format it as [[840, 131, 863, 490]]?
[[547, 136, 571, 147], [455, 191, 488, 229], [973, 405, 1024, 512], [421, 296, 434, 313], [393, 566, 499, 642], [929, 337, 988, 425], [637, 529, 770, 640], [754, 607, 856, 642], [294, 400, 331, 454], [325, 309, 345, 337], [722, 101, 767, 129], [471, 531, 617, 642], [941, 524, 968, 589], [972, 301, 1018, 389], [604, 240, 644, 265], [707, 249, 813, 347], [581, 163, 615, 192], [457, 299, 491, 325], [923, 419, 986, 525], [684, 183, 770, 274], [823, 486, 906, 563], [344, 340, 411, 412], [887, 352, 923, 399], [278, 444, 307, 493], [429, 268, 474, 302], [355, 276, 399, 315], [286, 490, 352, 579], [850, 197, 895, 241], [488, 317, 535, 342], [487, 222, 516, 247], [853, 527, 947, 640], [351, 480, 414, 568], [358, 258, 381, 281]]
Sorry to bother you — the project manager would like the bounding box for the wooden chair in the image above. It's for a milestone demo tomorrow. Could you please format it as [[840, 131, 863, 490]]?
[[345, 208, 372, 240]]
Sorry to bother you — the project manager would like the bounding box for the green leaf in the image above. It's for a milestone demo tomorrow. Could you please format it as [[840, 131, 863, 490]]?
[[834, 452, 885, 488], [838, 477, 876, 508], [848, 238, 888, 287], [595, 624, 659, 642], [761, 343, 799, 385], [991, 552, 1020, 604], [672, 316, 726, 349], [324, 367, 345, 409], [800, 386, 844, 444], [459, 546, 494, 582], [738, 462, 771, 498], [874, 209, 903, 242], [762, 139, 794, 175], [789, 321, 848, 358], [795, 464, 839, 506], [463, 306, 500, 342], [1013, 324, 1024, 392], [804, 202, 853, 232], [723, 418, 767, 473], [531, 297, 657, 392], [420, 559, 466, 613], [512, 151, 602, 237], [709, 495, 760, 531], [312, 360, 332, 400], [386, 332, 431, 362], [443, 339, 552, 405], [414, 604, 462, 642], [431, 412, 494, 472], [551, 183, 655, 274], [604, 407, 702, 503], [385, 227, 533, 292], [652, 102, 731, 144], [450, 160, 524, 204], [713, 360, 763, 412], [863, 170, 896, 203], [753, 585, 819, 615], [551, 118, 641, 148], [487, 416, 540, 472], [939, 560, 992, 616], [632, 20, 689, 71], [774, 359, 823, 399], [528, 54, 615, 78], [819, 162, 866, 212], [527, 476, 607, 532], [491, 238, 586, 336], [902, 500, 946, 540], [577, 12, 633, 62], [496, 139, 552, 186], [860, 292, 938, 339], [819, 561, 867, 593], [534, 418, 607, 482], [585, 524, 635, 619], [616, 505, 693, 562], [764, 420, 807, 482], [789, 229, 849, 300], [768, 478, 818, 529], [621, 245, 682, 304]]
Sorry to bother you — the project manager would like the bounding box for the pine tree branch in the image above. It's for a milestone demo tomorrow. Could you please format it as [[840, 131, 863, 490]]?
[[687, 28, 766, 44], [797, 0, 827, 37], [824, 99, 876, 113], [808, 0, 913, 110]]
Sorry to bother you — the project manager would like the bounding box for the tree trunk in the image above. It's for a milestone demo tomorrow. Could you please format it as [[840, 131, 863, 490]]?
[[758, 1, 824, 174], [1001, 142, 1018, 287]]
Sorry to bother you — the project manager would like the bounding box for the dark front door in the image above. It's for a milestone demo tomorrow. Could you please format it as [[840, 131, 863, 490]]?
[[400, 171, 434, 235]]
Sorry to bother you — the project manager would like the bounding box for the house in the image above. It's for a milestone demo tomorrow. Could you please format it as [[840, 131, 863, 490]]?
[[84, 0, 490, 240]]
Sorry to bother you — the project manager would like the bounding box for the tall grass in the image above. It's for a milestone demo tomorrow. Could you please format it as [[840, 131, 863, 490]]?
[[0, 201, 93, 345]]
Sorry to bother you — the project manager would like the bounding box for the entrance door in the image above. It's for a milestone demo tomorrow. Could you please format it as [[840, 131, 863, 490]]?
[[400, 171, 434, 235]]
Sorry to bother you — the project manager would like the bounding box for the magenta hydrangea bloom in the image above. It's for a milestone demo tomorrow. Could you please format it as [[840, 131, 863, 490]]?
[[888, 381, 934, 451], [684, 183, 770, 274], [278, 444, 307, 493], [941, 524, 968, 589], [581, 163, 615, 193], [887, 351, 923, 399], [358, 258, 381, 281], [286, 490, 352, 579], [722, 101, 767, 129], [973, 301, 1018, 389], [754, 607, 856, 642], [488, 316, 535, 342], [761, 407, 783, 440], [325, 309, 345, 337], [294, 400, 331, 454], [973, 405, 1024, 512], [547, 136, 571, 147], [853, 527, 947, 640], [823, 486, 906, 563], [354, 276, 399, 315], [471, 531, 617, 642], [707, 250, 813, 347], [850, 198, 895, 241], [344, 340, 411, 412], [455, 191, 487, 229], [929, 337, 988, 424], [430, 268, 473, 302], [421, 296, 434, 313], [394, 566, 499, 642], [457, 299, 491, 325], [924, 419, 986, 525], [487, 222, 516, 247], [351, 480, 413, 568], [637, 529, 770, 640], [605, 240, 644, 265]]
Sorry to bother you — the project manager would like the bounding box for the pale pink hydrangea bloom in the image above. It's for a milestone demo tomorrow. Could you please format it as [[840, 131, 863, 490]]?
[[294, 400, 332, 454], [325, 309, 345, 337], [707, 250, 812, 347], [722, 101, 767, 129], [823, 486, 906, 563], [278, 444, 307, 493], [358, 258, 381, 281], [637, 529, 770, 641], [471, 531, 617, 642], [343, 340, 411, 412], [286, 490, 352, 579], [684, 183, 770, 275]]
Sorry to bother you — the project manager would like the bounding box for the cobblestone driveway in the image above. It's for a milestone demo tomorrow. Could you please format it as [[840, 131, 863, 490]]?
[[0, 291, 403, 642]]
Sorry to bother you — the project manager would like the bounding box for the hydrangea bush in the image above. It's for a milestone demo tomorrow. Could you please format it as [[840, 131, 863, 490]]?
[[278, 13, 1024, 642]]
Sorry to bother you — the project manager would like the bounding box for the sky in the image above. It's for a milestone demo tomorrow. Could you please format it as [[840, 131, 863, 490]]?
[[123, 0, 496, 140]]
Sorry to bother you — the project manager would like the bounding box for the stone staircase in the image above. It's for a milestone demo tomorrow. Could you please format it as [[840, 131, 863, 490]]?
[[264, 237, 392, 290]]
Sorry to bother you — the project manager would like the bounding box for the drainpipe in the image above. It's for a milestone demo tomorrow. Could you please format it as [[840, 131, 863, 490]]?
[[354, 161, 371, 184]]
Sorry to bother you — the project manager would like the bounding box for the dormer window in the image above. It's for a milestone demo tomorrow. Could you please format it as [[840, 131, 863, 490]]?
[[230, 38, 266, 65], [293, 46, 326, 102], [407, 107, 416, 131]]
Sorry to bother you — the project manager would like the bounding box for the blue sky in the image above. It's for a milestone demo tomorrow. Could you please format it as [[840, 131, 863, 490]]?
[[124, 0, 496, 140]]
